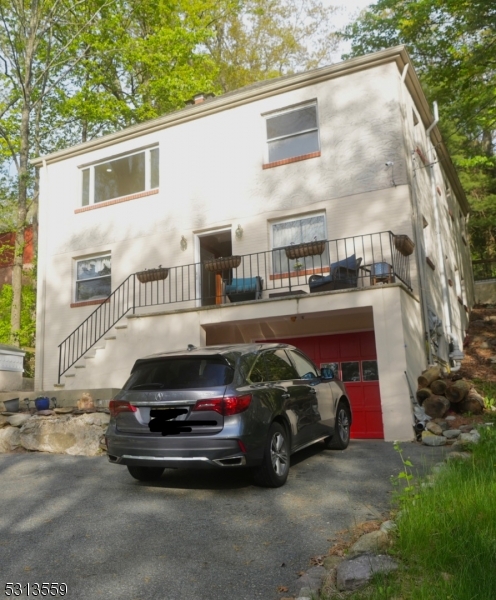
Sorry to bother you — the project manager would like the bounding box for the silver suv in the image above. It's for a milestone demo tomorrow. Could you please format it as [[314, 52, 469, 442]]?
[[106, 343, 352, 487]]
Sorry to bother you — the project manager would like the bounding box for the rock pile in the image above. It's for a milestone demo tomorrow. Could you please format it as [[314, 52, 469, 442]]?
[[0, 408, 110, 456], [416, 366, 485, 418]]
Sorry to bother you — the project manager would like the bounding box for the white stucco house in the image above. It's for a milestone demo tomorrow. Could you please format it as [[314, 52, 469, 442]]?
[[32, 46, 474, 441]]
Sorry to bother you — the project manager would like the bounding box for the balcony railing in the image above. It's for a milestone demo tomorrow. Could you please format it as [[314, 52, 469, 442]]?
[[472, 259, 496, 281], [58, 231, 412, 381]]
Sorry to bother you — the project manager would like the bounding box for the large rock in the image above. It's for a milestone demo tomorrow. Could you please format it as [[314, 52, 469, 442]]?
[[422, 431, 447, 446], [0, 415, 10, 428], [349, 530, 390, 556], [443, 429, 461, 439], [295, 566, 326, 598], [20, 415, 106, 456], [336, 553, 398, 591], [7, 414, 31, 427], [426, 421, 443, 435], [0, 426, 21, 452], [77, 412, 110, 427]]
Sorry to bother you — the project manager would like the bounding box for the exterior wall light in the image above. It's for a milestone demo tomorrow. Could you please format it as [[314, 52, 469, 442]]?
[[235, 224, 243, 240], [180, 236, 187, 251]]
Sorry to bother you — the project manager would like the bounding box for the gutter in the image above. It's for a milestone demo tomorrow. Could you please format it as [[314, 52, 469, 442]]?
[[427, 102, 464, 370]]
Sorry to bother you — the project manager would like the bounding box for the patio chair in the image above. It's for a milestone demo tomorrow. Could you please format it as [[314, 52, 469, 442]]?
[[308, 254, 362, 292], [225, 276, 263, 302]]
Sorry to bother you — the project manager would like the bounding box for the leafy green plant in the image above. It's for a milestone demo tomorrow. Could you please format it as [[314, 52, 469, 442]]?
[[472, 379, 496, 410], [390, 441, 418, 501]]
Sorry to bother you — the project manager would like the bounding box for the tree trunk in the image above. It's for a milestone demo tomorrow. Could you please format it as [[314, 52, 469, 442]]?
[[10, 102, 30, 346], [416, 388, 432, 406], [455, 388, 485, 415], [418, 366, 441, 388], [430, 379, 448, 395], [446, 380, 470, 404], [423, 395, 450, 419]]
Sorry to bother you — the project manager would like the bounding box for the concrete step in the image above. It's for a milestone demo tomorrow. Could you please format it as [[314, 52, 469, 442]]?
[[65, 374, 76, 378], [115, 324, 128, 330], [53, 383, 65, 388], [75, 365, 86, 369], [104, 336, 117, 340]]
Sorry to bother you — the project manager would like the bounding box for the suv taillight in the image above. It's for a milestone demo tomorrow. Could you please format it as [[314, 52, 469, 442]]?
[[109, 400, 137, 417], [192, 394, 252, 416]]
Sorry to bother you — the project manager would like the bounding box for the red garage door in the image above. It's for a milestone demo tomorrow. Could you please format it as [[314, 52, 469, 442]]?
[[271, 332, 384, 439]]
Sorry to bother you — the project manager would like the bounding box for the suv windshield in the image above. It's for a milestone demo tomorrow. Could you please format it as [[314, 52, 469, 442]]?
[[124, 357, 234, 390]]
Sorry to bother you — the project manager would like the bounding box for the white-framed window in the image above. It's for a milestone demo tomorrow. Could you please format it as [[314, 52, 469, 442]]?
[[75, 254, 111, 302], [81, 146, 159, 206], [265, 102, 319, 163], [271, 213, 328, 274]]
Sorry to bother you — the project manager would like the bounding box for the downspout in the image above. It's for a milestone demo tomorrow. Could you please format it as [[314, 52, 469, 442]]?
[[426, 102, 463, 371], [401, 64, 432, 365], [35, 159, 48, 389]]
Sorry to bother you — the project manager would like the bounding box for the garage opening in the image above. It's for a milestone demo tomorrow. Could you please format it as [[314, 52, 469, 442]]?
[[269, 332, 384, 439]]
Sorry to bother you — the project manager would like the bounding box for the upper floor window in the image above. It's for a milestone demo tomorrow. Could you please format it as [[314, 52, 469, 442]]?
[[271, 213, 328, 274], [81, 146, 159, 206], [75, 254, 111, 302], [265, 103, 319, 163]]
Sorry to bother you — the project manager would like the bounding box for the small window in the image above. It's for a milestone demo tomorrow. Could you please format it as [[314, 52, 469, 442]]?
[[266, 103, 319, 163], [249, 359, 266, 383], [262, 350, 299, 381], [321, 362, 339, 378], [289, 350, 319, 379], [80, 146, 159, 206], [124, 357, 234, 391], [341, 361, 360, 382], [362, 360, 379, 381], [75, 254, 111, 302], [272, 214, 329, 274]]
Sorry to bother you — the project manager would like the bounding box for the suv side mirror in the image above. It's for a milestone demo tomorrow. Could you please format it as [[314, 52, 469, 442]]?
[[320, 367, 334, 380]]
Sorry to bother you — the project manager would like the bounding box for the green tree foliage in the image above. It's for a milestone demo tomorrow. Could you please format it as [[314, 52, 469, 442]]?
[[207, 0, 339, 92], [0, 284, 36, 348], [0, 0, 341, 351], [345, 0, 496, 259]]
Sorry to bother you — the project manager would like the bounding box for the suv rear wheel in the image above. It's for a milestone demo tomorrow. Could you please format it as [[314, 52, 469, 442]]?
[[253, 422, 290, 487], [324, 401, 351, 450], [127, 465, 164, 481]]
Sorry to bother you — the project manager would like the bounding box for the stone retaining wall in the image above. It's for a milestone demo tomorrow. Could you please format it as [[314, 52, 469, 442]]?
[[0, 409, 110, 456]]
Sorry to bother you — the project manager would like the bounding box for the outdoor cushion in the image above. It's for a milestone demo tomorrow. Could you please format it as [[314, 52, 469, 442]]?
[[309, 255, 362, 292]]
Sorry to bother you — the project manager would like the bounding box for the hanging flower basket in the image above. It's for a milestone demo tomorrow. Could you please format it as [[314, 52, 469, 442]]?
[[136, 267, 169, 283], [204, 255, 241, 272], [284, 240, 326, 259], [394, 235, 415, 256]]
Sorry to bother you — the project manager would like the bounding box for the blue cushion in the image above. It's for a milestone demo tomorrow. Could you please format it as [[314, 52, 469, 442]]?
[[225, 277, 260, 294], [332, 254, 358, 272]]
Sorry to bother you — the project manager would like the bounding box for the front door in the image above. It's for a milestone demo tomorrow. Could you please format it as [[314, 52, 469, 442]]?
[[196, 229, 233, 306]]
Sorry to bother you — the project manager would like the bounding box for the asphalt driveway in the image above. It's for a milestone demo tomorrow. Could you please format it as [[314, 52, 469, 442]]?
[[0, 440, 445, 599]]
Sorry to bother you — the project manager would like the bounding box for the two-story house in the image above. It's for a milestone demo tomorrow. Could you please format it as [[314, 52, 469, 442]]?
[[32, 46, 473, 441]]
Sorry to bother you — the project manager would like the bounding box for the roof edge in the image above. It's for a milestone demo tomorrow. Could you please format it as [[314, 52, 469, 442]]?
[[31, 45, 408, 167]]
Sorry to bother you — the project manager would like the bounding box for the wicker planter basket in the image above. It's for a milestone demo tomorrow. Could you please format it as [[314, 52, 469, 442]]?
[[136, 267, 169, 283], [284, 240, 326, 259], [204, 255, 241, 272], [394, 235, 415, 256]]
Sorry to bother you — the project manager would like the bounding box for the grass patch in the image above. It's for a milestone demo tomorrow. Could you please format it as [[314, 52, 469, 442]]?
[[337, 427, 496, 599]]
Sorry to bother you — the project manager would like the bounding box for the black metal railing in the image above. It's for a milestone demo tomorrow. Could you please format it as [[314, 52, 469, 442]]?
[[472, 259, 496, 281], [58, 231, 412, 381]]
